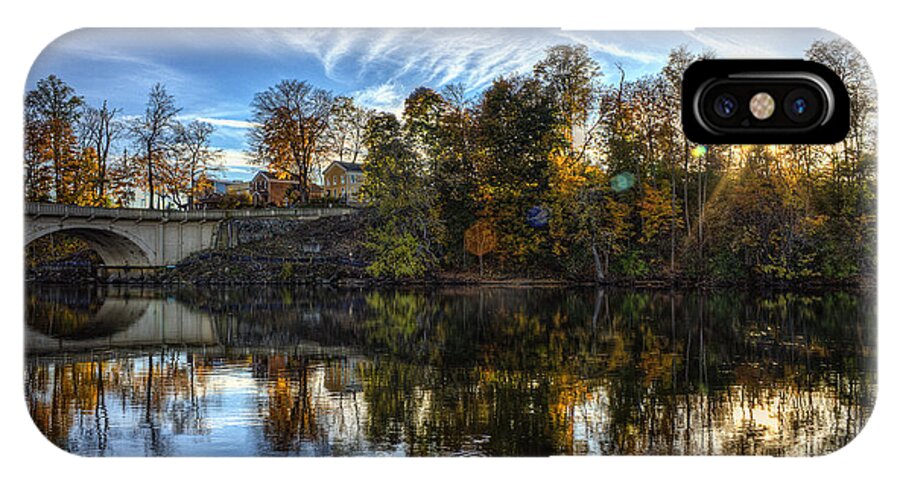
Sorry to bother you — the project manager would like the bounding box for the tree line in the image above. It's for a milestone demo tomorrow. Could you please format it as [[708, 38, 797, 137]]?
[[25, 79, 221, 209], [360, 39, 875, 285], [25, 75, 376, 209]]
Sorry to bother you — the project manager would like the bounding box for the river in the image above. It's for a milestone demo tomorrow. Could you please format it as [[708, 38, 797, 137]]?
[[24, 285, 876, 456]]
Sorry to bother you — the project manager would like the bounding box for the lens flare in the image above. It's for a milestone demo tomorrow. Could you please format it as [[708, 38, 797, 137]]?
[[526, 205, 550, 228], [691, 145, 708, 158], [610, 172, 636, 192]]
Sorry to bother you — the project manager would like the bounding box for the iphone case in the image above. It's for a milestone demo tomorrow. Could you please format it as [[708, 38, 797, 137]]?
[[24, 28, 876, 456]]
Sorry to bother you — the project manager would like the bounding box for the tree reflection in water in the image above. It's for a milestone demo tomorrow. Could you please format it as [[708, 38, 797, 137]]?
[[25, 286, 875, 456]]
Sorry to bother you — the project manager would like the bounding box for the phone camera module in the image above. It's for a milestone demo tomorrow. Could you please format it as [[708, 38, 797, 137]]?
[[683, 60, 849, 143]]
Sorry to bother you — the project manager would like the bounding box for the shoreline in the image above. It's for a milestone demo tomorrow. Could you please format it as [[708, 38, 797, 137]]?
[[24, 275, 875, 292]]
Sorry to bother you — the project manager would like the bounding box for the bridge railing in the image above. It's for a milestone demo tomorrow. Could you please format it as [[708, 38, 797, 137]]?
[[25, 203, 356, 221]]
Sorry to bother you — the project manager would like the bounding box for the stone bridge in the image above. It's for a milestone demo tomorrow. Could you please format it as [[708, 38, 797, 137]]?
[[25, 202, 355, 267]]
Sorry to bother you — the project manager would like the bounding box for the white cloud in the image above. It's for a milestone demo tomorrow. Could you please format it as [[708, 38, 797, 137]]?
[[196, 117, 259, 129], [684, 30, 780, 58], [557, 33, 664, 64], [258, 29, 673, 103], [259, 29, 564, 96], [206, 150, 261, 181], [217, 149, 256, 167], [684, 29, 838, 59], [353, 82, 405, 114], [35, 30, 201, 101]]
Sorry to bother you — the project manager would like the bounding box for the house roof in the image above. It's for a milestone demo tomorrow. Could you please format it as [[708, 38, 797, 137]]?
[[325, 161, 364, 174], [252, 170, 323, 189], [253, 170, 300, 183]]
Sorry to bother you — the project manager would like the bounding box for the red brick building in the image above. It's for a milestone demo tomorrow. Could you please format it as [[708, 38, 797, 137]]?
[[250, 171, 322, 207]]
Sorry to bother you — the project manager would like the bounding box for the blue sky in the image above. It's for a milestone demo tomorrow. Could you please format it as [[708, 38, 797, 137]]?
[[27, 28, 837, 181]]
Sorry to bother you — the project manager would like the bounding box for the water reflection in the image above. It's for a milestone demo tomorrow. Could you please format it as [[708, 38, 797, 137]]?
[[24, 286, 876, 456]]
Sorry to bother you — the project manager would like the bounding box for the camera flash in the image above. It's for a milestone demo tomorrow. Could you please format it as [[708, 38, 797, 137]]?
[[750, 92, 775, 120]]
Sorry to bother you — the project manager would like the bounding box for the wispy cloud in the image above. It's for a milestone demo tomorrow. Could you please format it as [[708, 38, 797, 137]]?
[[212, 164, 261, 182], [353, 82, 405, 114], [258, 29, 562, 94], [261, 29, 361, 83], [684, 30, 780, 58], [254, 29, 675, 99], [196, 117, 258, 129], [557, 32, 665, 64], [174, 113, 256, 150], [33, 30, 199, 100], [684, 29, 838, 59], [217, 149, 256, 168]]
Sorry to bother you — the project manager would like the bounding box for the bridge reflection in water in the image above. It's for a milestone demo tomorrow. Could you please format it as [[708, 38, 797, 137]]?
[[26, 288, 214, 352], [24, 285, 876, 456]]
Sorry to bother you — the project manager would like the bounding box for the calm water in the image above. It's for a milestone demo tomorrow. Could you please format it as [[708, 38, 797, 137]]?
[[24, 285, 876, 456]]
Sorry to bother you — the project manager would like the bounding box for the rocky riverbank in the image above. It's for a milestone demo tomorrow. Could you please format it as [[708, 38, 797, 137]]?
[[158, 211, 375, 285]]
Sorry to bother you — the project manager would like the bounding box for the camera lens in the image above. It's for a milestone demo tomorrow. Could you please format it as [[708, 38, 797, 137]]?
[[713, 94, 738, 118], [784, 89, 819, 123], [791, 98, 808, 115]]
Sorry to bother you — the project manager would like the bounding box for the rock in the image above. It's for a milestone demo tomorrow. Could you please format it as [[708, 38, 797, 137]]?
[[160, 210, 374, 285]]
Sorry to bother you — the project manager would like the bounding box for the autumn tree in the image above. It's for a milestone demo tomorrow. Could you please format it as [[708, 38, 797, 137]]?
[[534, 44, 601, 152], [394, 85, 481, 269], [549, 154, 629, 281], [806, 45, 875, 201], [24, 118, 53, 202], [403, 87, 445, 157], [79, 100, 123, 201], [166, 120, 221, 209], [464, 219, 496, 277], [362, 113, 443, 279], [806, 39, 876, 170], [474, 75, 564, 270], [433, 84, 480, 268], [587, 48, 713, 279], [24, 75, 84, 203], [129, 83, 181, 209], [66, 146, 102, 206], [249, 80, 334, 203], [804, 39, 876, 279], [218, 190, 252, 209], [105, 148, 140, 207], [660, 46, 714, 242], [326, 96, 371, 164]]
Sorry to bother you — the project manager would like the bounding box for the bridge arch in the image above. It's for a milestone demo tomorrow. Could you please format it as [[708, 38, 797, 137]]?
[[26, 225, 155, 266]]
